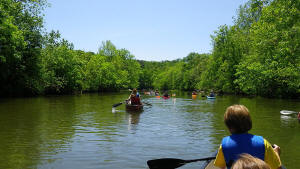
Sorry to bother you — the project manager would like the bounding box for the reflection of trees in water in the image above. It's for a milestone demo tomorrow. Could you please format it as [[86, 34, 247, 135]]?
[[126, 112, 142, 131], [0, 96, 78, 169], [0, 93, 127, 169]]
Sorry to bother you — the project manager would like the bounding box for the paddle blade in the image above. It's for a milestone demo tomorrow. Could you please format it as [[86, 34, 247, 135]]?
[[280, 110, 298, 115], [147, 158, 186, 169], [112, 102, 123, 107]]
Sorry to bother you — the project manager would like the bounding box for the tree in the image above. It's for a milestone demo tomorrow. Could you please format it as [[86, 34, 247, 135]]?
[[0, 0, 47, 96], [235, 0, 300, 98]]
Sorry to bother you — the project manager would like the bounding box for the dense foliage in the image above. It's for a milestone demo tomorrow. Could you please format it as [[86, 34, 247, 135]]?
[[0, 0, 46, 96], [41, 35, 141, 93], [150, 0, 299, 98], [0, 0, 299, 98]]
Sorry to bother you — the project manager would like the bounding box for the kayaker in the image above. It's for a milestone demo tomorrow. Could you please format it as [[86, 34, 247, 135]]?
[[298, 112, 300, 122], [209, 90, 215, 97], [232, 153, 271, 169], [192, 91, 197, 95], [163, 91, 169, 98], [129, 88, 140, 97], [155, 89, 160, 96], [127, 89, 141, 105], [214, 105, 282, 169]]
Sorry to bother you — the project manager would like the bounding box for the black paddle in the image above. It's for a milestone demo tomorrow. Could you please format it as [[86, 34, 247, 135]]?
[[147, 156, 216, 169], [112, 101, 126, 107]]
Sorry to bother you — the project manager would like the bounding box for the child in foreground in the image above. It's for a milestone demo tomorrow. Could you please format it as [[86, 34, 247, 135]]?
[[214, 105, 282, 169]]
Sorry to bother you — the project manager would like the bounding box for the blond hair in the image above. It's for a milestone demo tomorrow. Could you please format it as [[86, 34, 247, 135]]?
[[232, 154, 271, 169], [224, 105, 252, 134]]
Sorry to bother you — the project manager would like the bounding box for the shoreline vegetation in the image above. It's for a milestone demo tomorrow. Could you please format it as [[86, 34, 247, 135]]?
[[0, 0, 299, 99]]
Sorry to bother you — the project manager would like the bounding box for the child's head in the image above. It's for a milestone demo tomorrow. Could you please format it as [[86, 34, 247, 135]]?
[[224, 105, 252, 134], [132, 88, 137, 94], [231, 153, 270, 169]]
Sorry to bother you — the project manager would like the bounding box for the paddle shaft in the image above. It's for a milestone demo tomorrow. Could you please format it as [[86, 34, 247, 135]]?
[[112, 100, 127, 107], [183, 156, 215, 163]]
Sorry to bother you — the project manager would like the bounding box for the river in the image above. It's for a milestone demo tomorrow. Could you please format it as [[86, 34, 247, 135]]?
[[0, 92, 299, 169]]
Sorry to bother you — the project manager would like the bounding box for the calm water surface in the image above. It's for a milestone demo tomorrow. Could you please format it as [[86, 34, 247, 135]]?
[[0, 92, 299, 169]]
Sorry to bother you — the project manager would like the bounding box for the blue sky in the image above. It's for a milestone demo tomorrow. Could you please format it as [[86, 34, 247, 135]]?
[[44, 0, 248, 61]]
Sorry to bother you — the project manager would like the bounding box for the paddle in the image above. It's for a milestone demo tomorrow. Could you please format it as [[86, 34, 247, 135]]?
[[112, 101, 126, 107], [280, 110, 298, 115], [147, 156, 216, 169]]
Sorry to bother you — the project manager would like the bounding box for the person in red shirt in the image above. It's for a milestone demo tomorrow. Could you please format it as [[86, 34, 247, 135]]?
[[128, 89, 141, 105]]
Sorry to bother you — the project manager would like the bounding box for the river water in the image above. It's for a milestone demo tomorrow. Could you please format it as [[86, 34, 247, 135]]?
[[0, 92, 299, 169]]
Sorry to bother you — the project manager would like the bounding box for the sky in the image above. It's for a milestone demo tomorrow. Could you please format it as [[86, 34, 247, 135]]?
[[44, 0, 249, 61]]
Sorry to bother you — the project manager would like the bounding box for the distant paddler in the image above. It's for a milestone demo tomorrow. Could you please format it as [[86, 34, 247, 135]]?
[[192, 90, 197, 99], [162, 91, 170, 99], [209, 90, 215, 97], [155, 89, 160, 98], [155, 89, 160, 96]]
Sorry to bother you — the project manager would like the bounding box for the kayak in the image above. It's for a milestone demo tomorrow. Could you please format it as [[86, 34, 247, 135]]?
[[192, 94, 197, 99], [200, 159, 218, 169], [163, 96, 170, 99], [200, 153, 217, 169], [207, 96, 216, 99], [125, 104, 143, 111]]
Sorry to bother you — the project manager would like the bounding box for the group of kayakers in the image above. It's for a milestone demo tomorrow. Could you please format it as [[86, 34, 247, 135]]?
[[191, 90, 215, 98], [151, 89, 175, 98], [154, 90, 173, 98], [129, 89, 217, 101], [127, 89, 176, 105]]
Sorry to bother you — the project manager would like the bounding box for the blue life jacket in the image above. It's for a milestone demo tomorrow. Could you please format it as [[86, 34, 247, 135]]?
[[221, 133, 265, 168]]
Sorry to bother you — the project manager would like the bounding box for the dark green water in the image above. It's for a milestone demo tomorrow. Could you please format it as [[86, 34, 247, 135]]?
[[0, 92, 299, 169]]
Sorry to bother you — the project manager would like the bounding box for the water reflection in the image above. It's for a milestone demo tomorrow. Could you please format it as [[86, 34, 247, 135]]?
[[280, 115, 298, 127], [172, 98, 176, 105], [127, 112, 141, 125], [126, 112, 142, 132]]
